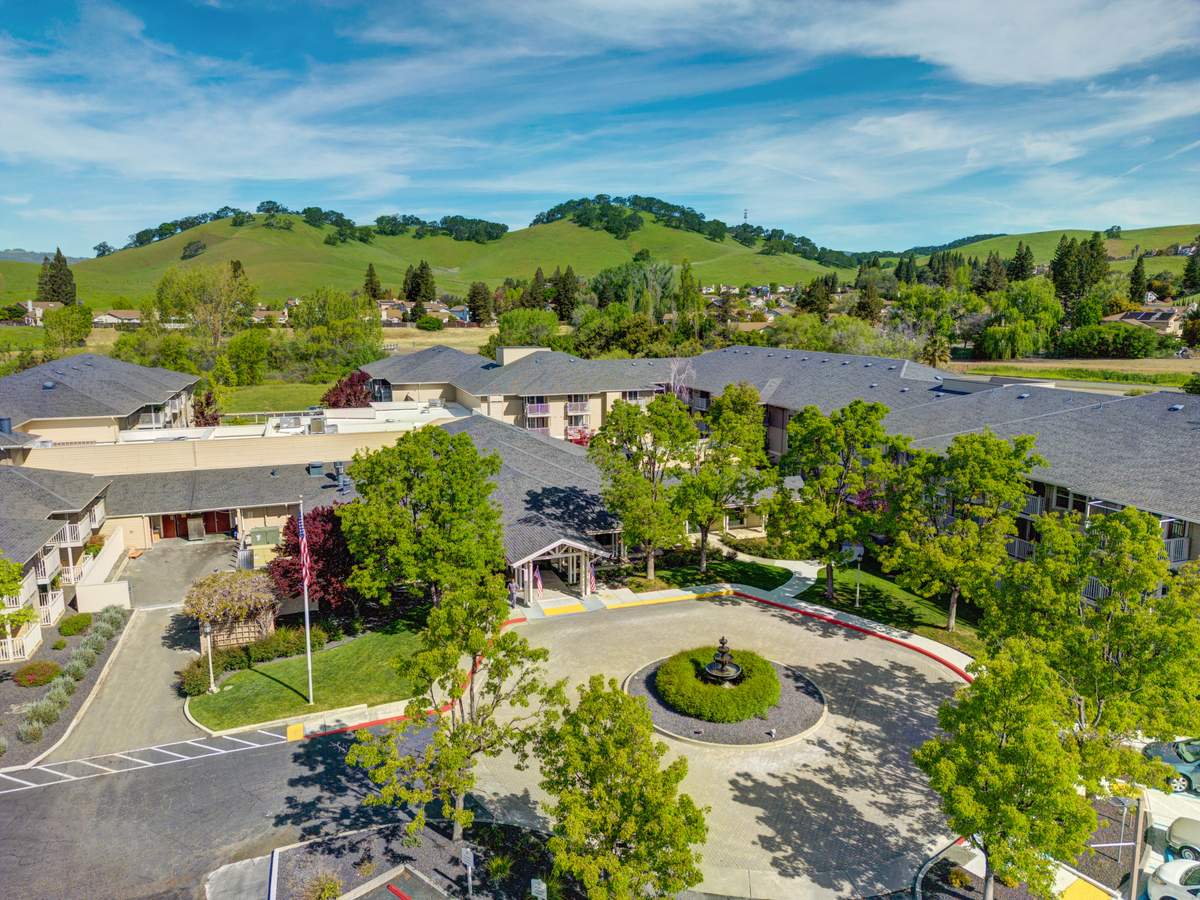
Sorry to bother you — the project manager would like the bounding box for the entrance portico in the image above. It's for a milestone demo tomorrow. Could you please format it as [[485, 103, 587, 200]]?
[[510, 539, 606, 606]]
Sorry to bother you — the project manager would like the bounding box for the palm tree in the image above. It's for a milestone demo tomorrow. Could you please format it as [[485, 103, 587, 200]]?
[[919, 335, 952, 368]]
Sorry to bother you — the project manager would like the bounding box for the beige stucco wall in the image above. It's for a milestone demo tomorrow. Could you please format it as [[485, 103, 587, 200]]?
[[108, 515, 154, 551], [19, 430, 408, 476], [20, 418, 120, 443], [454, 387, 482, 410], [389, 382, 455, 403], [238, 504, 295, 530]]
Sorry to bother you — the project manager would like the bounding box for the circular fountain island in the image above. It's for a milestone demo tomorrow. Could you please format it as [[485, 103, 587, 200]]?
[[625, 636, 826, 747]]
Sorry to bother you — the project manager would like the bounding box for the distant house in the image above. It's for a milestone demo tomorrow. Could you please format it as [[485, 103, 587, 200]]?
[[92, 309, 142, 328], [449, 305, 470, 323], [1104, 307, 1185, 336], [1145, 291, 1159, 304], [250, 306, 287, 326], [22, 300, 63, 326]]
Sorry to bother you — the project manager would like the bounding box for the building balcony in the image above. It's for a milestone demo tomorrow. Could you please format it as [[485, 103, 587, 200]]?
[[1083, 576, 1110, 601], [34, 552, 61, 583], [1020, 494, 1045, 517], [1165, 536, 1190, 566], [90, 500, 107, 529], [3, 569, 38, 609], [0, 620, 43, 663], [524, 402, 551, 416], [1006, 537, 1035, 560], [526, 427, 551, 437], [566, 401, 590, 415], [38, 590, 65, 627], [53, 522, 87, 547], [59, 554, 96, 586]]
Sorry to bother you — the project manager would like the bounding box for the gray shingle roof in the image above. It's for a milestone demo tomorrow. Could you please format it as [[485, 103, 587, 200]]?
[[440, 415, 615, 564], [0, 466, 109, 564], [0, 353, 198, 426], [105, 462, 357, 517], [0, 516, 64, 567]]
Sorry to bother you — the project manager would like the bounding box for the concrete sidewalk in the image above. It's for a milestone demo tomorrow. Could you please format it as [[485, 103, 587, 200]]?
[[45, 607, 204, 761]]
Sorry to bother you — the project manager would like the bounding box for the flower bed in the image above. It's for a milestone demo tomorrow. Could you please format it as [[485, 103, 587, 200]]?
[[654, 646, 781, 723]]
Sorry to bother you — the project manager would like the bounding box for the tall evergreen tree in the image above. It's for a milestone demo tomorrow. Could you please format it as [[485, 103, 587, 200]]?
[[466, 281, 493, 325], [402, 264, 416, 301], [977, 251, 1008, 293], [1006, 241, 1034, 281], [1080, 231, 1110, 290], [1049, 235, 1082, 301], [362, 263, 382, 303], [1129, 254, 1147, 303], [36, 248, 77, 305], [1183, 251, 1200, 296], [414, 259, 436, 304], [552, 265, 579, 321], [522, 267, 548, 309]]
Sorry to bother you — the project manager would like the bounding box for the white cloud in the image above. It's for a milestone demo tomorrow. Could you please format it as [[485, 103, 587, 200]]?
[[1, 194, 31, 205]]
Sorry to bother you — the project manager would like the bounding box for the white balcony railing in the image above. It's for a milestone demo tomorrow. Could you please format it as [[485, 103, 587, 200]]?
[[34, 553, 61, 582], [59, 554, 97, 586], [1006, 537, 1035, 560], [90, 500, 107, 529], [38, 590, 65, 626], [1083, 576, 1110, 601], [524, 402, 551, 416], [565, 401, 590, 415], [3, 569, 38, 609], [53, 522, 86, 546], [1165, 536, 1190, 565], [526, 427, 551, 437], [1020, 495, 1046, 517], [0, 621, 43, 663]]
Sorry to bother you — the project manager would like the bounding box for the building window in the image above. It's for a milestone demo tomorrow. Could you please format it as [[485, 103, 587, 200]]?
[[1053, 486, 1070, 510]]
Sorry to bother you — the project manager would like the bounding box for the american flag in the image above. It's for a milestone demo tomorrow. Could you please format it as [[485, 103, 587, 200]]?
[[533, 565, 543, 599], [587, 561, 596, 594], [297, 505, 312, 589]]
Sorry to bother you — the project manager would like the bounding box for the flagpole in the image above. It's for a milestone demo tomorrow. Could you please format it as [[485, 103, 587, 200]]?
[[299, 495, 314, 705]]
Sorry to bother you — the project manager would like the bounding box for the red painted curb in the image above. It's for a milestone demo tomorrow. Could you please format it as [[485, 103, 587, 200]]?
[[732, 591, 973, 683]]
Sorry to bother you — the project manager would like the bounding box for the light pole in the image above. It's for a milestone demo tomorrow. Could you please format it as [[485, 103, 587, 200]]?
[[205, 622, 216, 694]]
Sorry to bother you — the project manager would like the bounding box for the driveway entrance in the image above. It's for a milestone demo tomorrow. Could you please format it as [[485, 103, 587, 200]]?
[[125, 538, 238, 610]]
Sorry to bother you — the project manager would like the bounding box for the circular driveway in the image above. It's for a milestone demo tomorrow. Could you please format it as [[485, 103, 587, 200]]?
[[477, 597, 963, 899]]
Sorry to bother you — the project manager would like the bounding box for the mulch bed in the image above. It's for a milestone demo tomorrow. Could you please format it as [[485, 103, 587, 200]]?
[[921, 857, 1038, 900], [626, 657, 825, 746], [277, 819, 579, 900], [0, 614, 127, 768]]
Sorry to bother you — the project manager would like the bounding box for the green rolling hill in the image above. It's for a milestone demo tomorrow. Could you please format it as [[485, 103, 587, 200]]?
[[0, 215, 850, 308], [927, 224, 1200, 276]]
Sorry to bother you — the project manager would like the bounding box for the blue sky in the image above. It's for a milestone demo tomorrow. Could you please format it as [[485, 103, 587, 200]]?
[[1, 0, 1199, 257]]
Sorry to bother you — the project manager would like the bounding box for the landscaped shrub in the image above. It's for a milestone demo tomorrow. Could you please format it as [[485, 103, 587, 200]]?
[[45, 684, 71, 708], [98, 605, 129, 626], [58, 613, 92, 637], [177, 624, 329, 696], [80, 633, 107, 654], [52, 638, 66, 650], [92, 621, 116, 641], [26, 698, 61, 726], [13, 660, 62, 687], [71, 648, 97, 668], [0, 735, 7, 757], [655, 646, 781, 723], [16, 719, 43, 744], [485, 852, 514, 882], [64, 659, 88, 680], [947, 867, 973, 889], [49, 675, 76, 696]]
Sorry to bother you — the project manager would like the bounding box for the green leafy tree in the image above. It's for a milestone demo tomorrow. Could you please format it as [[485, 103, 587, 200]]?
[[153, 263, 258, 351], [362, 263, 382, 303], [918, 334, 951, 368], [982, 508, 1200, 790], [479, 308, 560, 359], [589, 394, 698, 579], [884, 431, 1042, 631], [42, 304, 92, 350], [466, 281, 492, 325], [767, 400, 904, 599], [915, 642, 1096, 900], [93, 242, 115, 258], [552, 265, 579, 321], [676, 259, 704, 339], [535, 675, 708, 897], [35, 248, 77, 305], [1183, 251, 1200, 296], [224, 328, 269, 386], [1129, 254, 1147, 303], [674, 383, 772, 571], [339, 427, 504, 603], [347, 574, 563, 842]]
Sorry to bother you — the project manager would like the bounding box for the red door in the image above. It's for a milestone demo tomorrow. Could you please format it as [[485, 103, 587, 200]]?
[[161, 515, 177, 539], [202, 510, 232, 534]]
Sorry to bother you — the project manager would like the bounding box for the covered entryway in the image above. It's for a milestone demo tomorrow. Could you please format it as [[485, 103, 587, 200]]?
[[155, 509, 235, 541], [510, 539, 607, 607]]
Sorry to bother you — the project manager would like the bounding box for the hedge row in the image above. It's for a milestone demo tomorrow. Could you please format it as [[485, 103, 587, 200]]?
[[178, 624, 328, 697], [16, 606, 128, 744], [654, 646, 781, 723]]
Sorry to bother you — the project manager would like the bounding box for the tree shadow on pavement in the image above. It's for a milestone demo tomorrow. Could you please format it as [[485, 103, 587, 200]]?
[[161, 612, 199, 652], [727, 647, 959, 893]]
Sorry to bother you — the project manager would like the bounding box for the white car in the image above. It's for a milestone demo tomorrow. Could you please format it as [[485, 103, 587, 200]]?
[[1149, 860, 1200, 900]]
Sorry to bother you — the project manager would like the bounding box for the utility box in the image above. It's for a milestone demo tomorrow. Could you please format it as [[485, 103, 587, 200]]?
[[248, 526, 281, 547]]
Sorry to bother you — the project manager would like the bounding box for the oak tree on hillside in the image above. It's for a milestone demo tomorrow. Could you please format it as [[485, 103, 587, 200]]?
[[915, 642, 1096, 900], [535, 675, 708, 896]]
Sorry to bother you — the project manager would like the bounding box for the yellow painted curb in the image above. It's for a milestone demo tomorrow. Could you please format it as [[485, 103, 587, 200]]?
[[607, 589, 733, 610], [1060, 879, 1110, 900], [286, 723, 305, 741], [542, 602, 586, 616]]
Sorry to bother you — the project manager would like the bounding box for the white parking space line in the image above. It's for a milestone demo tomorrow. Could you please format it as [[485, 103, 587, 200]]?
[[35, 767, 75, 781], [0, 727, 295, 797]]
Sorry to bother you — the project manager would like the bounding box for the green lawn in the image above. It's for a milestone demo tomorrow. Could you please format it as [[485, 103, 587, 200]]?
[[650, 550, 793, 592], [223, 381, 332, 413], [795, 565, 984, 658], [964, 364, 1192, 387], [188, 626, 421, 730], [0, 325, 45, 350]]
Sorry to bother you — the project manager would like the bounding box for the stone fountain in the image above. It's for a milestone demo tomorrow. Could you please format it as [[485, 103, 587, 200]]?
[[703, 636, 742, 685]]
